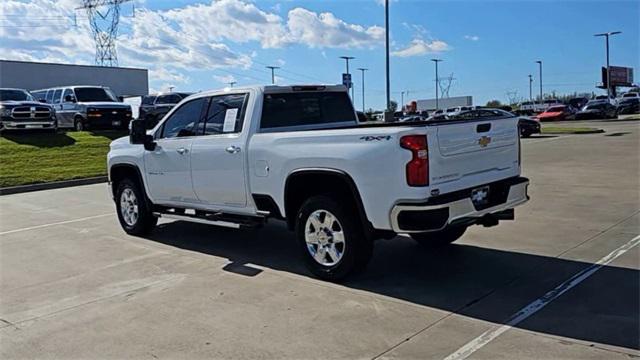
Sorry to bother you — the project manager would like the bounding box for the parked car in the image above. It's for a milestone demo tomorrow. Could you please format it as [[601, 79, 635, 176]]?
[[518, 117, 541, 138], [108, 85, 529, 281], [594, 95, 617, 105], [0, 88, 57, 132], [567, 97, 589, 110], [139, 92, 193, 128], [616, 97, 640, 115], [619, 92, 640, 100], [356, 111, 368, 122], [399, 115, 427, 122], [535, 105, 576, 121], [575, 101, 617, 120], [32, 85, 132, 131]]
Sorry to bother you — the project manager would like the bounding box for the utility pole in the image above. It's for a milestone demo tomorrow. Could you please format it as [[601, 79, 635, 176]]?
[[228, 81, 236, 88], [401, 91, 405, 112], [357, 68, 368, 113], [528, 74, 533, 101], [339, 56, 355, 99], [431, 59, 442, 110], [536, 60, 543, 103], [384, 0, 391, 113], [266, 66, 279, 84], [594, 31, 621, 100]]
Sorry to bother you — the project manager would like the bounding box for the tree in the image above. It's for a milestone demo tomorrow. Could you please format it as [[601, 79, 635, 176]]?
[[486, 99, 502, 107], [389, 100, 398, 112]]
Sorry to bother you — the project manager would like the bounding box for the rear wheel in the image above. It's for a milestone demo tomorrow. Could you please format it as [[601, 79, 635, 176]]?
[[115, 178, 157, 236], [74, 117, 85, 131], [410, 226, 467, 247], [295, 195, 372, 282]]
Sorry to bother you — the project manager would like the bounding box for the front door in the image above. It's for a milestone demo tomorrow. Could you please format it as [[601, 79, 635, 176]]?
[[58, 88, 76, 128], [143, 97, 207, 204], [191, 93, 249, 207]]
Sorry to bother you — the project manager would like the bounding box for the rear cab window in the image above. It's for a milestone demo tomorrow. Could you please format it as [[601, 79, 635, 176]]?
[[260, 91, 356, 132]]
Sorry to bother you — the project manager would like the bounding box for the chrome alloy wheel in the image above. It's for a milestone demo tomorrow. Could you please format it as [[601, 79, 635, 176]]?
[[305, 210, 345, 266], [120, 188, 139, 226]]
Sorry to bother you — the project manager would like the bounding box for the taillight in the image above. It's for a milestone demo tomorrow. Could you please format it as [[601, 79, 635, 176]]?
[[400, 135, 429, 186]]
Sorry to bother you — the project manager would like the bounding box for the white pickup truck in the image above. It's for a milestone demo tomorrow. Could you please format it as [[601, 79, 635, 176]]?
[[108, 85, 529, 281]]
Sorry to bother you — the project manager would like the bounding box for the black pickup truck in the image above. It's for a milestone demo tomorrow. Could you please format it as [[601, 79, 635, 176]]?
[[0, 88, 57, 132]]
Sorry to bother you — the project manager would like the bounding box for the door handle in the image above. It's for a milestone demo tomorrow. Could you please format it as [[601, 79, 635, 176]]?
[[225, 146, 241, 154], [176, 147, 189, 155]]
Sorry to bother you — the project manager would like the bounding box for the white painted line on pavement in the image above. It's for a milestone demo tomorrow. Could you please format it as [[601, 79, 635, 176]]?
[[444, 234, 640, 360], [0, 213, 112, 236]]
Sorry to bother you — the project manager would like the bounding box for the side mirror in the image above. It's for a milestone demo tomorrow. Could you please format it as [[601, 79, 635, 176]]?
[[130, 119, 156, 151], [64, 95, 76, 103]]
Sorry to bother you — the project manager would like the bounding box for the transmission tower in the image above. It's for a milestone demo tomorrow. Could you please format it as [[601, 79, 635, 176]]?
[[78, 0, 131, 66], [438, 73, 455, 98]]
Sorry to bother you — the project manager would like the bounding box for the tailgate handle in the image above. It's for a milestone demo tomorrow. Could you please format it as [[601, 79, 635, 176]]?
[[477, 123, 491, 133]]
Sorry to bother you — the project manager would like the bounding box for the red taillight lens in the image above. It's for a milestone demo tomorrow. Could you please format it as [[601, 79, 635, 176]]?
[[400, 135, 429, 186]]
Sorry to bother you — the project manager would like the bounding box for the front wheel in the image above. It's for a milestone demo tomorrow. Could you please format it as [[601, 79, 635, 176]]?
[[295, 195, 372, 282], [115, 178, 157, 236], [74, 117, 85, 131], [410, 226, 467, 247]]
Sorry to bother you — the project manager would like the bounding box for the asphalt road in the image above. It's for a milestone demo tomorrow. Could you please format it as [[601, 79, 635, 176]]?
[[1, 120, 638, 359]]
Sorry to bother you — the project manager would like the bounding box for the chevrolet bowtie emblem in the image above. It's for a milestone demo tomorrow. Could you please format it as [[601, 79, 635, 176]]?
[[478, 136, 492, 147]]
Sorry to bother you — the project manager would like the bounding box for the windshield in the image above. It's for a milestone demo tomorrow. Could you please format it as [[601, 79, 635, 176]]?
[[622, 93, 638, 98], [0, 89, 34, 101], [585, 104, 604, 110], [74, 87, 118, 102]]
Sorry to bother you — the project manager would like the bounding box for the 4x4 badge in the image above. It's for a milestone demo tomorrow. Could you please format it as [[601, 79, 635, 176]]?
[[478, 136, 492, 147]]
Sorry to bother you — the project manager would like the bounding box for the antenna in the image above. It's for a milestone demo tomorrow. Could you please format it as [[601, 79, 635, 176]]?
[[77, 0, 132, 67]]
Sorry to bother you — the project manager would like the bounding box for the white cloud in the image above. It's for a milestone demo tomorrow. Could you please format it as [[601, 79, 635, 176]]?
[[464, 35, 480, 41], [287, 8, 384, 48], [392, 39, 451, 57], [213, 74, 236, 85]]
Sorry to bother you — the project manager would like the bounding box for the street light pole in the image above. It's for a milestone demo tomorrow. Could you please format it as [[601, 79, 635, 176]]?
[[595, 31, 622, 100], [340, 56, 355, 100], [431, 59, 442, 110], [357, 68, 368, 113], [401, 91, 405, 112], [228, 81, 236, 88], [266, 66, 280, 84], [535, 60, 543, 104], [528, 74, 533, 101], [384, 0, 390, 112]]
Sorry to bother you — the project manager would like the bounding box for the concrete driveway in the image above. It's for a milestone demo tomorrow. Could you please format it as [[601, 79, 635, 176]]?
[[1, 121, 638, 359]]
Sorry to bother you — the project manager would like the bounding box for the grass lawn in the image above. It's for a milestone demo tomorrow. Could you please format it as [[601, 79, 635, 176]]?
[[0, 130, 127, 188], [541, 126, 603, 134]]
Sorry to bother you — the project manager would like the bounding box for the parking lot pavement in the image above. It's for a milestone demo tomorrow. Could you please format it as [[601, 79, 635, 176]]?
[[1, 121, 639, 359]]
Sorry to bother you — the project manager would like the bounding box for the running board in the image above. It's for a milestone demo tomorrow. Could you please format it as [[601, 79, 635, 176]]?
[[153, 212, 243, 229]]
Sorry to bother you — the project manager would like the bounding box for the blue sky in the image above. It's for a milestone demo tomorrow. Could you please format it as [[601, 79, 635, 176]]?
[[2, 0, 639, 109]]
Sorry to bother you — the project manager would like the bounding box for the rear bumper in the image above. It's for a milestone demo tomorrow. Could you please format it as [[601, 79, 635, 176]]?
[[390, 177, 529, 233]]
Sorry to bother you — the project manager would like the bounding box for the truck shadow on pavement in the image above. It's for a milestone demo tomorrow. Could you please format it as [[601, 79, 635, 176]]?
[[146, 220, 639, 351]]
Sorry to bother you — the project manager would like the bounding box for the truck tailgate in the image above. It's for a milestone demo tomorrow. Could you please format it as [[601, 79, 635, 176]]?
[[429, 117, 520, 192]]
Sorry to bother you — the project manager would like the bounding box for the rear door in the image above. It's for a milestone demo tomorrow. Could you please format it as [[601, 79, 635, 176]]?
[[429, 109, 519, 192], [190, 92, 249, 207], [144, 97, 206, 204]]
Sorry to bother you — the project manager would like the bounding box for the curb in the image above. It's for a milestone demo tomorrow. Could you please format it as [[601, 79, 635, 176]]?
[[0, 176, 108, 196]]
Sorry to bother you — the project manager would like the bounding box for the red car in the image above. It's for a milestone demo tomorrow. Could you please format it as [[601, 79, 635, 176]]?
[[536, 105, 575, 121]]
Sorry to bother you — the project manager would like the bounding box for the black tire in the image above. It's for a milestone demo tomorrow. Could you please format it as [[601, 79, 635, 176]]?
[[74, 117, 85, 132], [115, 178, 157, 236], [410, 226, 467, 247], [521, 130, 531, 138], [295, 195, 373, 282]]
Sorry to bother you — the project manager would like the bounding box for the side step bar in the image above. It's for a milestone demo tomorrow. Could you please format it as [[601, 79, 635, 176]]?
[[153, 213, 242, 229], [152, 209, 267, 229]]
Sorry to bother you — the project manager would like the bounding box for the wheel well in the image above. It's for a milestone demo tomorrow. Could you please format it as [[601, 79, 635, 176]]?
[[284, 170, 370, 232], [109, 164, 144, 199]]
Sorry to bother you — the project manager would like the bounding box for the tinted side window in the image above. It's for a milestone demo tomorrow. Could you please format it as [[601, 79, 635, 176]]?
[[260, 92, 355, 129], [52, 89, 63, 104], [160, 98, 206, 139], [141, 96, 156, 105], [156, 94, 181, 104], [62, 89, 74, 102], [32, 91, 45, 101], [199, 93, 248, 135], [45, 90, 54, 103]]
